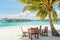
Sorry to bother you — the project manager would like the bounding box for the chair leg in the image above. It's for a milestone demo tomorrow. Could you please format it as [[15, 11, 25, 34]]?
[[43, 32, 46, 36], [29, 33, 30, 39], [31, 34, 32, 40], [40, 32, 42, 35], [42, 32, 43, 36], [37, 33, 39, 39], [35, 34, 36, 38], [46, 33, 48, 36]]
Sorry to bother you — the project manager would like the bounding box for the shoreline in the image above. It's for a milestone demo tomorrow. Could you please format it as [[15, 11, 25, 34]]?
[[0, 24, 60, 40]]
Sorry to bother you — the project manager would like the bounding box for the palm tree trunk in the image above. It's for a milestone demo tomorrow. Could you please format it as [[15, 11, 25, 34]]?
[[48, 11, 60, 36]]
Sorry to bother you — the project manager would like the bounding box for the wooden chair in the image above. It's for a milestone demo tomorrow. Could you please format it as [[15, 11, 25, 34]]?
[[28, 27, 39, 40], [39, 25, 42, 35], [42, 26, 48, 36], [21, 27, 28, 37], [44, 27, 48, 36]]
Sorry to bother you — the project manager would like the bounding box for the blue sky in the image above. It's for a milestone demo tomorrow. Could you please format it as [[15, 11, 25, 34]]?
[[0, 0, 24, 14], [0, 0, 60, 19]]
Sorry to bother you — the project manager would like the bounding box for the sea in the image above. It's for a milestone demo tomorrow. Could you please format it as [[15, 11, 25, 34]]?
[[0, 20, 60, 27]]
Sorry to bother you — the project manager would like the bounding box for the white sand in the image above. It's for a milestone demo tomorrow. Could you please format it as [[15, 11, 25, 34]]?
[[0, 24, 60, 40]]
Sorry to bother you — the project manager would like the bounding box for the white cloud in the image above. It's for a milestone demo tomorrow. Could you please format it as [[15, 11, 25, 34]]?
[[17, 11, 38, 20], [0, 10, 60, 20], [0, 11, 38, 20]]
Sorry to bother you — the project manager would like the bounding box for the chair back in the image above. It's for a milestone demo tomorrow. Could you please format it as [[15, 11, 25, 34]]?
[[45, 26, 48, 33], [29, 27, 38, 33]]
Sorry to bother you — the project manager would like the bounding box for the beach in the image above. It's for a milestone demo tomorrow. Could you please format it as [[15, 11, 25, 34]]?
[[0, 24, 60, 40]]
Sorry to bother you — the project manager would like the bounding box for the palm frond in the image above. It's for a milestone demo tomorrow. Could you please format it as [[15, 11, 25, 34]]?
[[52, 9, 58, 23], [19, 0, 42, 4], [23, 5, 42, 12], [58, 2, 60, 8], [19, 0, 31, 4], [52, 0, 60, 5], [36, 9, 48, 20]]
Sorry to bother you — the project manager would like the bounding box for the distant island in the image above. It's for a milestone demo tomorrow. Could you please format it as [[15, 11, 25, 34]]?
[[0, 18, 60, 23], [0, 18, 32, 23]]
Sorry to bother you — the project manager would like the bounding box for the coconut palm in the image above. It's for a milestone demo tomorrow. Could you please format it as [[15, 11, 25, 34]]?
[[17, 0, 60, 36]]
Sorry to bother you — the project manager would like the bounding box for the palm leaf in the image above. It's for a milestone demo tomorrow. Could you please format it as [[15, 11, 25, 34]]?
[[58, 2, 60, 8], [23, 5, 41, 12], [36, 9, 48, 20], [52, 0, 60, 5], [31, 0, 40, 5], [19, 0, 31, 4], [52, 9, 58, 23], [19, 0, 41, 4]]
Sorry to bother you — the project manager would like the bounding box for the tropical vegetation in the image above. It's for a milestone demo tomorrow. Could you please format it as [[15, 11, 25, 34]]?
[[17, 0, 60, 36]]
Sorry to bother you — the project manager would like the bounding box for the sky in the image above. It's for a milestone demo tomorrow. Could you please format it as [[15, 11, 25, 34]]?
[[0, 0, 60, 20]]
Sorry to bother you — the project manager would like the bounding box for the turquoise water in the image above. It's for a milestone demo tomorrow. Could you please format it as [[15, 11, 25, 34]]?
[[0, 20, 60, 27]]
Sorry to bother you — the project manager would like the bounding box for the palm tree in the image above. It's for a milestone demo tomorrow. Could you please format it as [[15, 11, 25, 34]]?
[[17, 0, 60, 36]]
